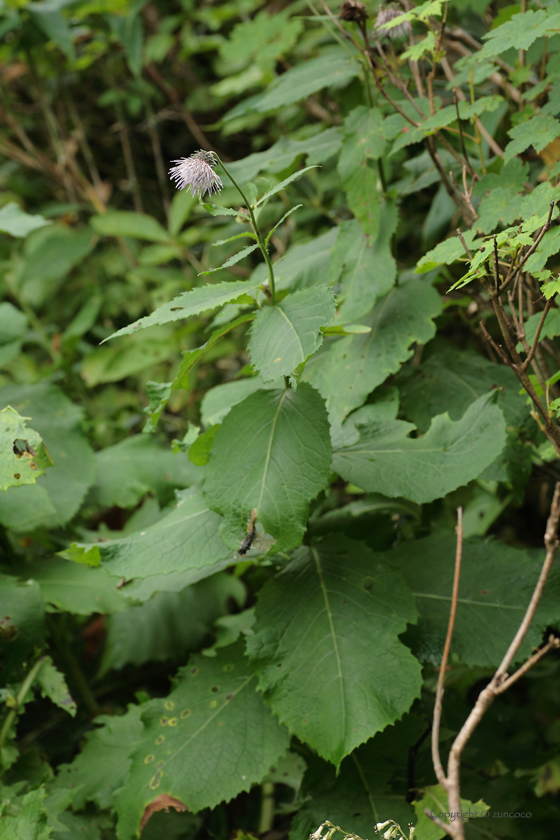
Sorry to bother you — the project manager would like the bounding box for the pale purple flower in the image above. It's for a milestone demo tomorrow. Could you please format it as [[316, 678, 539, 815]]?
[[169, 150, 223, 198], [374, 4, 412, 39]]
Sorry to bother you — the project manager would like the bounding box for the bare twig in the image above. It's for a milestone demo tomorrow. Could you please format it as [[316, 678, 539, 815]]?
[[431, 508, 463, 788], [428, 485, 560, 839], [454, 91, 474, 176], [522, 297, 554, 371]]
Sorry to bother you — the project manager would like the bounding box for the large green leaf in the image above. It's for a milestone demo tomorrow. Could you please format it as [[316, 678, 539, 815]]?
[[273, 227, 339, 292], [91, 211, 171, 243], [97, 487, 233, 580], [114, 643, 290, 837], [397, 344, 527, 432], [0, 384, 95, 531], [253, 47, 362, 112], [201, 377, 279, 426], [0, 203, 50, 238], [333, 393, 507, 504], [104, 280, 259, 341], [16, 225, 94, 307], [226, 128, 343, 183], [331, 211, 397, 322], [305, 279, 441, 426], [89, 435, 202, 509], [27, 558, 127, 615], [81, 325, 179, 387], [504, 114, 560, 162], [0, 407, 53, 491], [389, 534, 560, 667], [338, 106, 385, 244], [248, 286, 335, 381], [100, 573, 245, 673], [480, 8, 560, 58], [289, 719, 421, 840], [203, 384, 331, 552], [247, 536, 421, 766], [51, 705, 143, 810], [0, 575, 45, 678]]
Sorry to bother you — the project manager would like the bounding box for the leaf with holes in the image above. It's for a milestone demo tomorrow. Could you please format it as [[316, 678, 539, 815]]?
[[246, 535, 421, 766], [0, 383, 95, 531], [203, 383, 331, 552], [0, 407, 53, 492], [113, 643, 290, 838], [248, 286, 335, 381]]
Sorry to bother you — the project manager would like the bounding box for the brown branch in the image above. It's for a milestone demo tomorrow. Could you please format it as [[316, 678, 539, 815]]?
[[495, 635, 560, 694], [428, 485, 560, 840], [454, 92, 473, 176], [456, 228, 473, 259], [431, 508, 463, 788], [479, 320, 512, 366], [522, 298, 554, 371]]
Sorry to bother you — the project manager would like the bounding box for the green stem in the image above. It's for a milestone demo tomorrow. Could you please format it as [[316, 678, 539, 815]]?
[[0, 657, 45, 764], [258, 781, 275, 833], [217, 159, 277, 305]]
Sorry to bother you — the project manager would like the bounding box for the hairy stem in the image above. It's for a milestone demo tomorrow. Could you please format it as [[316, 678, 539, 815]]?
[[218, 159, 277, 305]]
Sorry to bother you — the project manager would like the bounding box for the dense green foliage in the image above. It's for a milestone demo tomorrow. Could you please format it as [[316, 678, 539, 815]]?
[[2, 1, 560, 838]]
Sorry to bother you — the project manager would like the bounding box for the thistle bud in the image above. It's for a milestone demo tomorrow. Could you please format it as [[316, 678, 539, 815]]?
[[374, 4, 412, 39], [340, 0, 368, 23]]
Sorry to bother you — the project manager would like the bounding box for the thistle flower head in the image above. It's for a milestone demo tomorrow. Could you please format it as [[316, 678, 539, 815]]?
[[340, 0, 368, 23], [374, 4, 412, 39], [169, 150, 223, 198]]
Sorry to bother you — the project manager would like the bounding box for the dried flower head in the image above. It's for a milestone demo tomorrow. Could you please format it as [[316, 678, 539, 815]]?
[[340, 0, 368, 23], [374, 4, 412, 39], [169, 150, 223, 198]]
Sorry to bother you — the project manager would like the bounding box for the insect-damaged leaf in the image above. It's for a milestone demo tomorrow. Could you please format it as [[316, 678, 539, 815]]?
[[0, 407, 53, 492], [203, 384, 331, 552], [113, 643, 290, 838], [0, 384, 95, 531], [246, 536, 422, 767]]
